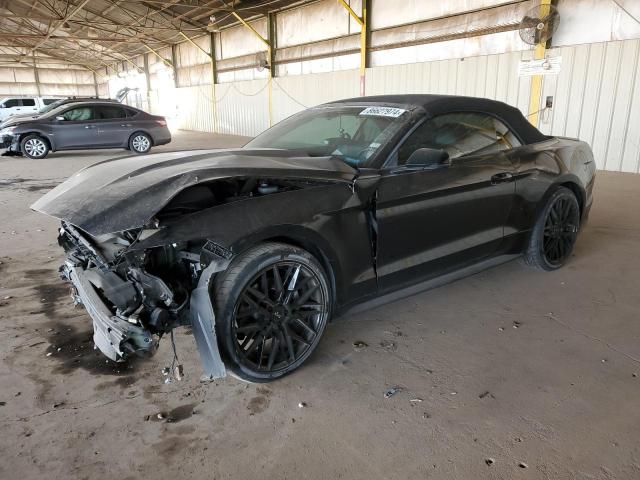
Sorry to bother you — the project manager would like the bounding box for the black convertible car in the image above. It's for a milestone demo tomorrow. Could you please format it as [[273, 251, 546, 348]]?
[[32, 94, 595, 382]]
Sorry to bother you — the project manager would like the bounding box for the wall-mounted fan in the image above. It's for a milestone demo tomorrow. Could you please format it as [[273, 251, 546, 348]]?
[[254, 51, 269, 71], [519, 3, 561, 45]]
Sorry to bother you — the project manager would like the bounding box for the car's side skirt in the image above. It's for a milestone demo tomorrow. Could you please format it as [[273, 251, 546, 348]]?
[[337, 253, 521, 318]]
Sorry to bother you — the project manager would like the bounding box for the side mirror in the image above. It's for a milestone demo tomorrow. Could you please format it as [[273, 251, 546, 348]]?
[[55, 116, 65, 121], [406, 148, 449, 168], [0, 105, 5, 108]]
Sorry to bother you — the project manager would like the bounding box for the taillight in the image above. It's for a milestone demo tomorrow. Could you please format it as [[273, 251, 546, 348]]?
[[155, 119, 167, 126]]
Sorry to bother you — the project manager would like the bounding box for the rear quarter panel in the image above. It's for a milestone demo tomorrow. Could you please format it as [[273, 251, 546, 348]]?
[[503, 137, 595, 249]]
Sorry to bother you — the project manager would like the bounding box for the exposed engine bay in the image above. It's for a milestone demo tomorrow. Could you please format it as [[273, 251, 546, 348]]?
[[55, 177, 317, 377]]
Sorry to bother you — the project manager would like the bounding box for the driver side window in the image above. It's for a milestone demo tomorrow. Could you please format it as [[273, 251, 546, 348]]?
[[61, 107, 93, 122], [396, 112, 521, 165]]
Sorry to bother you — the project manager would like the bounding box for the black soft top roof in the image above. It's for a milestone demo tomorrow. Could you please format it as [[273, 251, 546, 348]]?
[[327, 94, 547, 145]]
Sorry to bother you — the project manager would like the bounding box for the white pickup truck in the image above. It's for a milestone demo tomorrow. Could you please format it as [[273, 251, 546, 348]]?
[[0, 96, 61, 122]]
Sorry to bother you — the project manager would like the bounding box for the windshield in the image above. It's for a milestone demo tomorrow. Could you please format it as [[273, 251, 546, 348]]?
[[245, 105, 412, 167], [39, 99, 67, 114]]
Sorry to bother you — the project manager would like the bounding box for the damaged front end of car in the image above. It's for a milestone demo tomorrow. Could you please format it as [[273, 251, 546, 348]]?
[[32, 149, 359, 380], [57, 220, 229, 378]]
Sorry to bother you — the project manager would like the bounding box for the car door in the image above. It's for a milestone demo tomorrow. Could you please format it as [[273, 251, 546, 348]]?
[[0, 99, 22, 120], [51, 106, 99, 149], [20, 98, 39, 115], [375, 112, 520, 290], [93, 105, 133, 147]]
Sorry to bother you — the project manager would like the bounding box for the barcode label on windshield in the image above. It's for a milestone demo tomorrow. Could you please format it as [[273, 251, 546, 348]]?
[[359, 107, 406, 118]]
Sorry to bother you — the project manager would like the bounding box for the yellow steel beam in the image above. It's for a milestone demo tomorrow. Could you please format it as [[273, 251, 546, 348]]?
[[528, 0, 552, 127], [231, 12, 270, 47], [338, 0, 364, 26], [338, 0, 367, 95]]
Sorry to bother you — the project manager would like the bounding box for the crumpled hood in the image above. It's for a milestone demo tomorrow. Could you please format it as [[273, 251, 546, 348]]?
[[31, 148, 357, 236]]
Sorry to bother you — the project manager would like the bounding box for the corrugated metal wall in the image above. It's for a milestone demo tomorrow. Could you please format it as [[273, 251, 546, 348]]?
[[215, 80, 270, 136], [271, 69, 360, 123], [0, 66, 96, 96], [366, 51, 532, 115], [540, 40, 640, 173], [174, 38, 640, 173]]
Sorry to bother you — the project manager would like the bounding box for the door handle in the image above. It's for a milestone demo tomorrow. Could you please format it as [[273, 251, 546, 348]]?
[[120, 124, 132, 127], [491, 172, 514, 184], [84, 125, 96, 129]]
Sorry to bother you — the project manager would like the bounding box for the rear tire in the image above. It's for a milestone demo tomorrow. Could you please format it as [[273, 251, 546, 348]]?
[[523, 186, 580, 271], [129, 132, 152, 154], [21, 134, 49, 159], [213, 242, 331, 383]]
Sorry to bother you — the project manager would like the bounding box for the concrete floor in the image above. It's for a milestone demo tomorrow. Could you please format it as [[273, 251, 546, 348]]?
[[1, 130, 639, 480]]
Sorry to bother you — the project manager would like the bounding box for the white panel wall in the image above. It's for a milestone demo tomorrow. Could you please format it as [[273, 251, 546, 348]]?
[[272, 69, 360, 123], [540, 39, 640, 172], [176, 84, 215, 133], [215, 80, 270, 136], [366, 51, 532, 114]]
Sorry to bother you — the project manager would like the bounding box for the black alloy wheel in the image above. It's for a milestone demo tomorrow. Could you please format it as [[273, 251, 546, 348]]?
[[542, 195, 580, 266], [214, 243, 331, 382], [524, 186, 580, 270]]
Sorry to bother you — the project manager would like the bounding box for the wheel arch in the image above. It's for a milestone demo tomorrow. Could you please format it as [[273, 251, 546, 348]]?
[[19, 132, 51, 150], [558, 180, 585, 218], [128, 129, 155, 147], [229, 225, 342, 313]]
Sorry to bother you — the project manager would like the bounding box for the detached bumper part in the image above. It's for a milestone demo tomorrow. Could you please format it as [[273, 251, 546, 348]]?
[[189, 261, 227, 380], [62, 262, 157, 361]]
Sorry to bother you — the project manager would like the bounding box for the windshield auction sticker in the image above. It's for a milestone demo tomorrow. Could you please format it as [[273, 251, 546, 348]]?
[[359, 106, 406, 118]]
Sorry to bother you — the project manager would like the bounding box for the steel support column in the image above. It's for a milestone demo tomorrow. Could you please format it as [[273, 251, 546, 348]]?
[[170, 44, 179, 88], [144, 53, 152, 113], [528, 0, 552, 127], [179, 31, 218, 132], [231, 11, 273, 126], [338, 0, 368, 96], [32, 53, 41, 96]]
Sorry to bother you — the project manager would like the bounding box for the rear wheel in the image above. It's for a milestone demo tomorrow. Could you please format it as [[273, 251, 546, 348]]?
[[213, 242, 331, 382], [129, 132, 152, 154], [524, 186, 580, 270], [21, 134, 49, 159]]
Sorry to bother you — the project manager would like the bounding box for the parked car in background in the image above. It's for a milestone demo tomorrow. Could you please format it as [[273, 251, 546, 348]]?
[[0, 96, 61, 121], [0, 97, 120, 129], [0, 100, 171, 158]]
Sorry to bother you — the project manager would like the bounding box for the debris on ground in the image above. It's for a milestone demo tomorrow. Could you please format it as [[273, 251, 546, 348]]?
[[298, 402, 307, 408], [380, 339, 397, 351], [478, 391, 495, 399], [409, 398, 423, 403], [518, 462, 528, 468], [485, 458, 495, 466], [352, 340, 368, 351], [384, 387, 402, 399]]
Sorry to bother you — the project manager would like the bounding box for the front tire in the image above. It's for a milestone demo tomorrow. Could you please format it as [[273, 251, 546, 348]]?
[[213, 242, 331, 382], [21, 134, 49, 159], [524, 186, 580, 270], [129, 132, 152, 154]]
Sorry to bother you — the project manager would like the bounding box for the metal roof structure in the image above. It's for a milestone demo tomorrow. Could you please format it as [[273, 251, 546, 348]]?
[[0, 0, 307, 71]]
